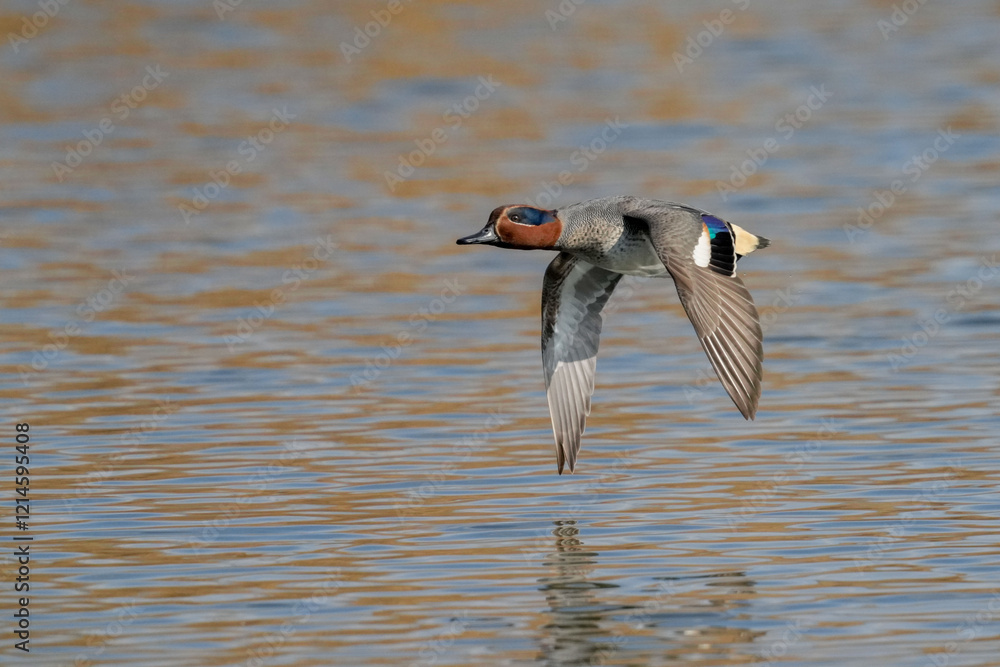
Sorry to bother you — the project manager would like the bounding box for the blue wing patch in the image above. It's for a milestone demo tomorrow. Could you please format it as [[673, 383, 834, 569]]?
[[702, 213, 729, 240], [700, 213, 736, 276]]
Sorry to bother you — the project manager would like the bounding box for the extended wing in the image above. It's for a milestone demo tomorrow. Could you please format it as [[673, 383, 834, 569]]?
[[541, 252, 623, 474], [625, 206, 764, 419]]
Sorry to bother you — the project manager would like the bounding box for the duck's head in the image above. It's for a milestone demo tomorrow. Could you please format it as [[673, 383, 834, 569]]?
[[456, 205, 562, 250]]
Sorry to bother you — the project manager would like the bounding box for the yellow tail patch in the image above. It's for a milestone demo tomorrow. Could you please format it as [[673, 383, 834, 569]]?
[[731, 223, 769, 256]]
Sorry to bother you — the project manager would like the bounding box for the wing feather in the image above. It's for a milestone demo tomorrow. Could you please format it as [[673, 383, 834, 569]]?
[[541, 253, 622, 474], [623, 205, 765, 419]]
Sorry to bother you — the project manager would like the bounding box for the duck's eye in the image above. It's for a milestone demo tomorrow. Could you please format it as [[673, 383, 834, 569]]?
[[509, 213, 522, 223]]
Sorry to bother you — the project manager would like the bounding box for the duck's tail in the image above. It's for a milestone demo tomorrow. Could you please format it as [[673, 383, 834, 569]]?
[[731, 223, 770, 259]]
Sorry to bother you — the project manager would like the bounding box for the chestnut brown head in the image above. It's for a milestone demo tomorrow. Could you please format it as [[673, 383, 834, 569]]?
[[456, 205, 562, 250]]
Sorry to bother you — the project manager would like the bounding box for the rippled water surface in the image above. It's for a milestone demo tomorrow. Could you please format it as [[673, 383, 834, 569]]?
[[2, 1, 1000, 665]]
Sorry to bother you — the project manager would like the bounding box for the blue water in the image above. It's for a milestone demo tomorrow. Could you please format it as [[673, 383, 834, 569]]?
[[1, 1, 999, 665]]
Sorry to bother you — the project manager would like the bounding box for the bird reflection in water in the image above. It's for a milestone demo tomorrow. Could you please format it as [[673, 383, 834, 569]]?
[[536, 520, 622, 665], [536, 520, 761, 665]]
